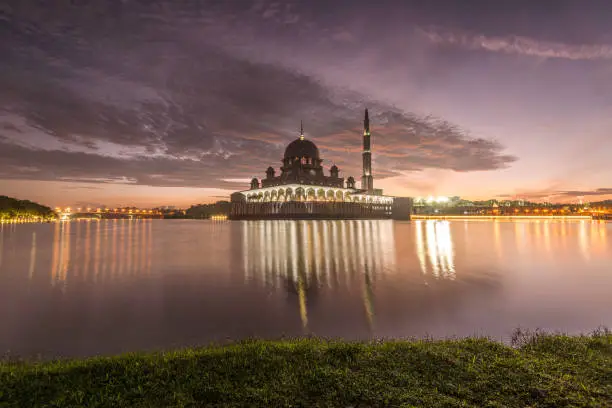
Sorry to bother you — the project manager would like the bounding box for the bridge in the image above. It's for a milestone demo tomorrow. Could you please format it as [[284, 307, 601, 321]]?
[[55, 207, 163, 221]]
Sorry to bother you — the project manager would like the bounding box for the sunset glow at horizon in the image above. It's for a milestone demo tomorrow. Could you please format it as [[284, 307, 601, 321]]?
[[1, 0, 611, 208]]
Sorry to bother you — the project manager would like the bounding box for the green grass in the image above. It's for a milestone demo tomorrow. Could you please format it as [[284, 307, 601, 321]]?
[[1, 331, 610, 407]]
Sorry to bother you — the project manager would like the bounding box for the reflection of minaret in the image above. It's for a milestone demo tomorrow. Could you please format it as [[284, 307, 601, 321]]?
[[363, 265, 375, 332], [297, 271, 308, 331], [361, 109, 374, 192]]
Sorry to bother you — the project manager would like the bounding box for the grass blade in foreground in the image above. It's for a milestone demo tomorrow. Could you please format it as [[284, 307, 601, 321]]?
[[1, 333, 610, 407]]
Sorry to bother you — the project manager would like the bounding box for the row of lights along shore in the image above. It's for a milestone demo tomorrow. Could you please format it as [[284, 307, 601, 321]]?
[[55, 207, 160, 214]]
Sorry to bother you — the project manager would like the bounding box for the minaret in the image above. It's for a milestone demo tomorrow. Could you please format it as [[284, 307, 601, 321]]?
[[361, 109, 374, 192], [300, 120, 304, 140]]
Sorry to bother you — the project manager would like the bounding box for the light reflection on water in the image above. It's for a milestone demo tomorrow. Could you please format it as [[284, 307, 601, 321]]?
[[0, 219, 610, 358], [415, 221, 455, 278], [42, 220, 153, 285], [242, 220, 397, 289], [241, 220, 398, 332]]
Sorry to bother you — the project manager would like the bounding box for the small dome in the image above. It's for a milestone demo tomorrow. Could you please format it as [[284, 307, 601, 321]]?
[[330, 164, 338, 171], [266, 166, 275, 173], [284, 138, 320, 160]]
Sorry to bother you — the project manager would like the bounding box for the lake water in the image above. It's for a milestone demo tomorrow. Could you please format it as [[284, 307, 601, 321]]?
[[0, 219, 610, 358]]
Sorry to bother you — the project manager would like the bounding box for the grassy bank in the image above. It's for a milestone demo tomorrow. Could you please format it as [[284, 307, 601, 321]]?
[[1, 332, 610, 407]]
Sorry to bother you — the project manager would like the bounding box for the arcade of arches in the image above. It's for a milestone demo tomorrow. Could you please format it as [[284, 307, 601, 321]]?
[[244, 185, 393, 205]]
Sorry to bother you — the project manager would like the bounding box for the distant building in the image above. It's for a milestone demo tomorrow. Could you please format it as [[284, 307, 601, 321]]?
[[230, 109, 412, 220]]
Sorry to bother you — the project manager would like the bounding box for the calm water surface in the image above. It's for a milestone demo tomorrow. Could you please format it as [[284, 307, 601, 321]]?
[[0, 219, 610, 358]]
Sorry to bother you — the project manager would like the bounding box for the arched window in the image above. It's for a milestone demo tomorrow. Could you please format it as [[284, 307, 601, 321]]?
[[295, 187, 305, 200], [307, 188, 315, 201]]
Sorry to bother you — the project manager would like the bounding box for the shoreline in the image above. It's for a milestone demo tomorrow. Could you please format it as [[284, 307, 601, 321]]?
[[4, 216, 605, 223], [411, 214, 594, 220], [2, 333, 610, 407], [3, 214, 608, 223]]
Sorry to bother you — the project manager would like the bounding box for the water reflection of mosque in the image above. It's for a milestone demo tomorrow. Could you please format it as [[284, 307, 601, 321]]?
[[239, 219, 465, 330], [240, 220, 398, 330]]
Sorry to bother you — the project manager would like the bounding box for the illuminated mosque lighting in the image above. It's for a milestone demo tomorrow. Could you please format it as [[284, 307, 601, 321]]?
[[229, 110, 412, 220]]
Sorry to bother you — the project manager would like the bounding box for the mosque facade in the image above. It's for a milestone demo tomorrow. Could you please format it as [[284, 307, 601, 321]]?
[[229, 109, 412, 220]]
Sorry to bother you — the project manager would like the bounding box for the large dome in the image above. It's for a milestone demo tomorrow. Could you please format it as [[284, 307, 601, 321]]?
[[284, 138, 320, 159]]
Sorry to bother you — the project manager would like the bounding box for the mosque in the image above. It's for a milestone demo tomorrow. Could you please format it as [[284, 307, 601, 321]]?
[[229, 109, 412, 220]]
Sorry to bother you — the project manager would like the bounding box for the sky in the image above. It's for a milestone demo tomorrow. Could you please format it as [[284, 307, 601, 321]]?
[[1, 0, 611, 208]]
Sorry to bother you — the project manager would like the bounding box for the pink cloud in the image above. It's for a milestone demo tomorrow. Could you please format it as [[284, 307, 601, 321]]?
[[422, 27, 612, 60]]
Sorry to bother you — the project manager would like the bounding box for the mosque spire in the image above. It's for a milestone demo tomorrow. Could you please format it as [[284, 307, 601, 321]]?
[[300, 120, 304, 140], [361, 108, 374, 192]]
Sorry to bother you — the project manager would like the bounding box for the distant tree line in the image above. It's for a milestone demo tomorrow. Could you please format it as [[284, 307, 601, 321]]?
[[0, 196, 57, 221], [591, 200, 612, 206], [183, 201, 230, 219]]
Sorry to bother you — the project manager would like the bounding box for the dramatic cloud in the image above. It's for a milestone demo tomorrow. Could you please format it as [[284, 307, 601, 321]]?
[[315, 111, 516, 177], [3, 0, 610, 205], [0, 1, 515, 193], [422, 27, 612, 60]]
